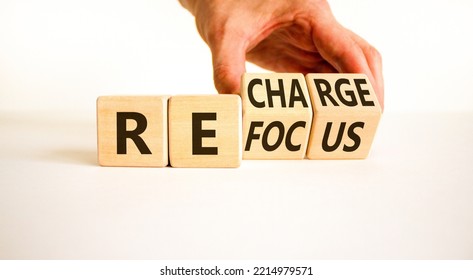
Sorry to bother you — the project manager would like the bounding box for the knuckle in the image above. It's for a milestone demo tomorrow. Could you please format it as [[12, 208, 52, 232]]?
[[213, 65, 239, 94], [368, 45, 382, 63]]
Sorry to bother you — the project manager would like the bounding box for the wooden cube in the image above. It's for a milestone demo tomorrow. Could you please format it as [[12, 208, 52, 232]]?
[[240, 73, 313, 159], [97, 96, 169, 167], [305, 74, 382, 159], [168, 95, 242, 168]]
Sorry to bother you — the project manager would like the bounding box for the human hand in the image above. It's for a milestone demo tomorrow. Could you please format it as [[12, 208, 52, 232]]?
[[179, 0, 384, 108]]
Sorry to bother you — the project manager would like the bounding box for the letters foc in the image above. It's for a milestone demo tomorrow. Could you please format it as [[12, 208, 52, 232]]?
[[241, 73, 313, 159]]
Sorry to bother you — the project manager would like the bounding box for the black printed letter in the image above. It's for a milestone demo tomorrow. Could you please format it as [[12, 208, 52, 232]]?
[[192, 113, 218, 155], [116, 112, 152, 154]]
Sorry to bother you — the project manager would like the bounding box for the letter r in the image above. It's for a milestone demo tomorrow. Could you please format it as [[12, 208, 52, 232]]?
[[116, 112, 152, 154]]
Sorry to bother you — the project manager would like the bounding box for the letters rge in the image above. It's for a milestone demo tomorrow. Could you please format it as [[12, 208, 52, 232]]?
[[97, 73, 382, 167]]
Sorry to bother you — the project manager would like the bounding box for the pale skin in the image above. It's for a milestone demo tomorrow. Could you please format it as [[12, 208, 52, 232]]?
[[179, 0, 384, 108]]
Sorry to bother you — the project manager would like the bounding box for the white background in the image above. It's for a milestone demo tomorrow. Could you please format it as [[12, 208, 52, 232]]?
[[1, 0, 473, 260], [1, 0, 472, 115]]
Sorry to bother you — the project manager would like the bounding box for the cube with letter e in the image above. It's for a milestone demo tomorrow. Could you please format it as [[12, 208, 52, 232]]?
[[168, 95, 242, 168]]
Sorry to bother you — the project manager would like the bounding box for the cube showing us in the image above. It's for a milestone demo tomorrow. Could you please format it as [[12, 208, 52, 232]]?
[[97, 96, 169, 167], [305, 74, 382, 159], [240, 73, 313, 159], [168, 95, 242, 168]]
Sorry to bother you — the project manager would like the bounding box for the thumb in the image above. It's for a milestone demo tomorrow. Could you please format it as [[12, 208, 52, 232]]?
[[311, 17, 382, 108], [311, 17, 370, 75], [210, 35, 247, 94]]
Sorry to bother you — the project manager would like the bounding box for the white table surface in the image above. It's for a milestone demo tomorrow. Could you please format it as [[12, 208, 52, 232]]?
[[1, 111, 472, 259]]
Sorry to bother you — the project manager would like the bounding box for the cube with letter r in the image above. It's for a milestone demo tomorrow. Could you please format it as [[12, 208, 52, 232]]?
[[96, 95, 169, 167]]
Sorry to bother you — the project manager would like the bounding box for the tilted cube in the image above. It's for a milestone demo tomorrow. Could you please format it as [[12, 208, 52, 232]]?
[[305, 74, 382, 159], [240, 73, 313, 159]]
